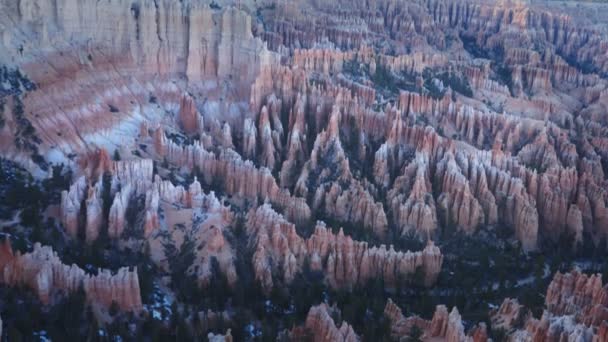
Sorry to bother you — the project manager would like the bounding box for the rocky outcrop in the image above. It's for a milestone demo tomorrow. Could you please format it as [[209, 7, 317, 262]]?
[[3, 0, 606, 259], [207, 330, 233, 342], [387, 155, 438, 238], [490, 298, 527, 332], [246, 204, 442, 293], [293, 49, 349, 75], [384, 299, 430, 340], [153, 127, 311, 225], [429, 305, 468, 342], [384, 299, 487, 341], [513, 311, 597, 342], [108, 184, 132, 238], [85, 182, 103, 243], [145, 177, 238, 288], [503, 270, 608, 341], [545, 270, 608, 327], [60, 158, 155, 242], [294, 107, 388, 237], [436, 152, 485, 234], [292, 304, 359, 342], [179, 94, 201, 135], [60, 176, 87, 238], [0, 3, 282, 161], [0, 242, 142, 311], [2, 0, 608, 339]]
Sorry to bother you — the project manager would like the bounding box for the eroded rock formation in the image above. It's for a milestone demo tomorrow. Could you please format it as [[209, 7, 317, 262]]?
[[246, 204, 442, 293], [289, 304, 359, 342], [2, 0, 608, 338], [490, 270, 608, 341], [0, 241, 142, 311]]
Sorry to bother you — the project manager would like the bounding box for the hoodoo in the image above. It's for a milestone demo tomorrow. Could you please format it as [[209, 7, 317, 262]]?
[[1, 0, 607, 339]]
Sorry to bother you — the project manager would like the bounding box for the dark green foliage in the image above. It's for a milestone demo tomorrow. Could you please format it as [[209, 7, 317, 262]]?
[[0, 285, 92, 340], [130, 3, 140, 20], [0, 98, 5, 128], [209, 1, 221, 9], [12, 95, 42, 151], [407, 325, 424, 342], [124, 194, 146, 239], [343, 58, 421, 102], [0, 65, 37, 97], [109, 301, 120, 316], [0, 159, 69, 246], [331, 278, 393, 341], [422, 68, 473, 99], [108, 104, 120, 113], [1, 67, 43, 167], [493, 64, 513, 93], [436, 71, 473, 97], [343, 60, 473, 100], [490, 327, 507, 342], [342, 58, 367, 79], [165, 131, 196, 146], [30, 152, 48, 171], [423, 76, 446, 99], [372, 63, 399, 94], [563, 53, 598, 75], [460, 34, 489, 59], [395, 231, 425, 252]]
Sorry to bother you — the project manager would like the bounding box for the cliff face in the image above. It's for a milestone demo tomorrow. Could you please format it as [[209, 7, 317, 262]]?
[[0, 1, 277, 159], [1, 0, 272, 84], [0, 241, 142, 311]]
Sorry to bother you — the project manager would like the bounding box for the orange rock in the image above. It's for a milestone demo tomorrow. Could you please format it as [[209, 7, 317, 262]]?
[[179, 94, 200, 135]]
